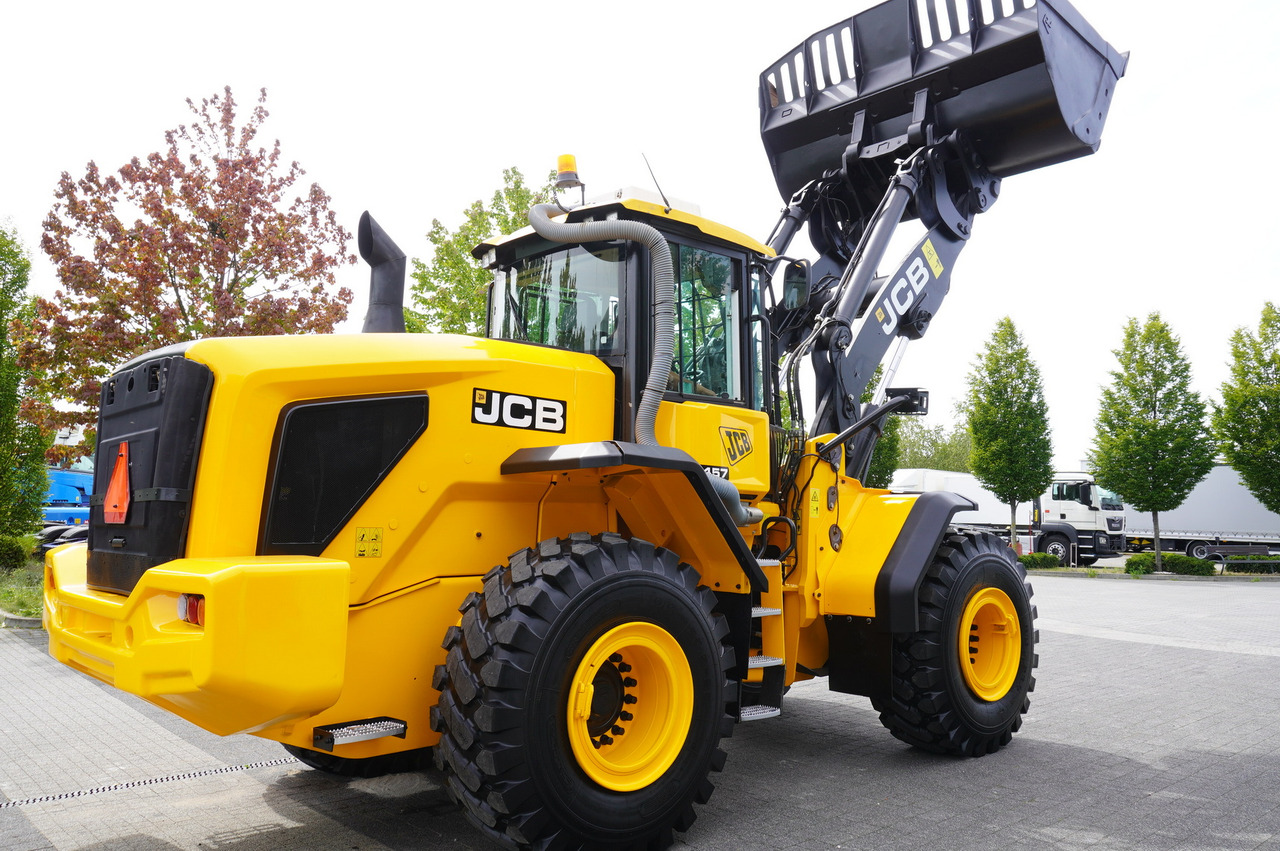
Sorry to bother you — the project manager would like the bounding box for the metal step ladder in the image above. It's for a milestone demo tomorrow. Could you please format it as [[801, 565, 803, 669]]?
[[312, 716, 407, 752], [740, 559, 785, 722]]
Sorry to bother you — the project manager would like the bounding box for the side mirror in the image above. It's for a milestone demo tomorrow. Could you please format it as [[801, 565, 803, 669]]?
[[1078, 483, 1093, 508], [884, 387, 929, 415], [780, 259, 811, 310]]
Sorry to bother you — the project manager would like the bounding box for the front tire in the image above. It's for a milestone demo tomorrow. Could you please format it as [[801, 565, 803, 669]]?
[[1040, 533, 1071, 565], [431, 532, 733, 849], [873, 532, 1038, 757]]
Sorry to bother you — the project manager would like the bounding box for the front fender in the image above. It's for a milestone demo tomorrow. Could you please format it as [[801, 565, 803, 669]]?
[[874, 491, 975, 633]]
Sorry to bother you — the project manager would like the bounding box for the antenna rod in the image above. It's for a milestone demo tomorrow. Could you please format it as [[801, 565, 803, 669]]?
[[642, 153, 672, 213]]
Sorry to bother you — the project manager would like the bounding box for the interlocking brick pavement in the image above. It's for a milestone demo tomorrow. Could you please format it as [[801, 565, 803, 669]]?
[[3, 575, 1279, 850]]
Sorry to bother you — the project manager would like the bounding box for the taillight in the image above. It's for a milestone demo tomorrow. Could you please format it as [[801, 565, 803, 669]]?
[[178, 593, 205, 626]]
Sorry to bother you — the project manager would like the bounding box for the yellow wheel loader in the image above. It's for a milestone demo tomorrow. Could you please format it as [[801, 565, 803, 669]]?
[[44, 1, 1126, 847]]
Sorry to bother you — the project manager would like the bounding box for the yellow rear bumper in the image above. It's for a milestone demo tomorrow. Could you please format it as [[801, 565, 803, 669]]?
[[44, 544, 349, 735]]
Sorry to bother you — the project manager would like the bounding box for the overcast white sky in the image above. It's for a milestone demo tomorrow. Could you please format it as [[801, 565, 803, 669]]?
[[4, 0, 1276, 468]]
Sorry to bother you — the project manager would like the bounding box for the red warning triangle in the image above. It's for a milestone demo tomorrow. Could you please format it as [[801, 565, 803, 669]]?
[[103, 442, 130, 525]]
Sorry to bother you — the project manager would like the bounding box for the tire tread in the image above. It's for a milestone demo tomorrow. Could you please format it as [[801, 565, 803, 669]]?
[[432, 534, 732, 849]]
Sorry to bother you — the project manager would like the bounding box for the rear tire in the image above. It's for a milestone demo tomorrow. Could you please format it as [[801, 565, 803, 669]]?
[[1186, 540, 1210, 560], [282, 743, 433, 778], [873, 532, 1037, 757], [431, 532, 732, 849]]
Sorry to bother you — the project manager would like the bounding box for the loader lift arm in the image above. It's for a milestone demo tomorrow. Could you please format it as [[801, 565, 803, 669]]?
[[775, 130, 998, 479]]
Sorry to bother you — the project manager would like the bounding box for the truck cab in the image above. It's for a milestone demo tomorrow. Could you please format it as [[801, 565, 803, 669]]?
[[43, 467, 92, 526], [1037, 473, 1126, 564]]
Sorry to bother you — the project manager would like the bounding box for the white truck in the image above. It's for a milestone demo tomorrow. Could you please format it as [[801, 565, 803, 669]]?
[[1123, 464, 1280, 558], [891, 469, 1126, 564]]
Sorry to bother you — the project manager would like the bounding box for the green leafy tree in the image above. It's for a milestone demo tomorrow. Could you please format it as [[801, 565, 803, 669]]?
[[0, 226, 50, 535], [407, 167, 554, 334], [1213, 303, 1280, 514], [19, 87, 354, 463], [966, 317, 1054, 540], [1092, 313, 1215, 568], [860, 366, 902, 488], [896, 419, 972, 472], [864, 416, 901, 489]]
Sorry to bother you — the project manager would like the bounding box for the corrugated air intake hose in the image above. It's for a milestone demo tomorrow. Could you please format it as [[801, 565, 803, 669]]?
[[527, 204, 673, 448], [526, 204, 760, 528]]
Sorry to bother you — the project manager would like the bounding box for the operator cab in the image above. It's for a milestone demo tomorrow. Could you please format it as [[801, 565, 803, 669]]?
[[476, 192, 776, 495]]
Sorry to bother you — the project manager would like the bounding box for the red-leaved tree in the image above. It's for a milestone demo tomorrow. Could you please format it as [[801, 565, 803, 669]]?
[[19, 87, 354, 462]]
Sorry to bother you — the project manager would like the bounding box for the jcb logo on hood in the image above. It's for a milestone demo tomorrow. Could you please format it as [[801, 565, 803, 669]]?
[[472, 388, 566, 433], [720, 427, 753, 465]]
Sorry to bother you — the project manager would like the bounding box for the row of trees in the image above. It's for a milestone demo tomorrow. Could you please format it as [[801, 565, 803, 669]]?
[[952, 308, 1278, 568]]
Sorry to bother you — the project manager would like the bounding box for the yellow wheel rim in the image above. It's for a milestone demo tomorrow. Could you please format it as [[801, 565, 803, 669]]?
[[567, 622, 693, 791], [958, 587, 1021, 701]]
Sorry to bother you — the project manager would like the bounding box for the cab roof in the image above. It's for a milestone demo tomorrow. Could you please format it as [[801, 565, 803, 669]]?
[[473, 195, 775, 261]]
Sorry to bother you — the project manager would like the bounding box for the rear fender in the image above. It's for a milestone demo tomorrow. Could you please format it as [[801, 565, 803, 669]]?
[[501, 441, 766, 594]]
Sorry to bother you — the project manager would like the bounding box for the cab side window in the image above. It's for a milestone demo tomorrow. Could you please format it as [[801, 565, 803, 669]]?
[[668, 243, 741, 401], [493, 242, 624, 356]]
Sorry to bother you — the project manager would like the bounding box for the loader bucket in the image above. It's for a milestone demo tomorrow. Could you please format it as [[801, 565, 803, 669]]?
[[759, 0, 1127, 202]]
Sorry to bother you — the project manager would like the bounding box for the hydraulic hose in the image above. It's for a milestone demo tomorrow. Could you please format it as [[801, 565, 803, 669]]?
[[527, 204, 673, 447]]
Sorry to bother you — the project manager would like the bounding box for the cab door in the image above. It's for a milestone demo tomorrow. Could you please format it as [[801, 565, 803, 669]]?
[[655, 240, 770, 500]]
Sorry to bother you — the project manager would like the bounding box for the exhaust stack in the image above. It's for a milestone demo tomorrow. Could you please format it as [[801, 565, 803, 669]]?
[[358, 211, 407, 333]]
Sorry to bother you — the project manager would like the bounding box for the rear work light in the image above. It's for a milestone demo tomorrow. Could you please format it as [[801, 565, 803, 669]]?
[[178, 594, 206, 627]]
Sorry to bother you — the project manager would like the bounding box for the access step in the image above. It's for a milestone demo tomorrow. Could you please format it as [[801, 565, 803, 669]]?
[[752, 606, 782, 618], [740, 704, 782, 722], [747, 654, 784, 669], [313, 716, 407, 752]]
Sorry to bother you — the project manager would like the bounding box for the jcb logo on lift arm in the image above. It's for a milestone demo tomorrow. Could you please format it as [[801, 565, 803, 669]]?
[[719, 427, 753, 465], [875, 239, 944, 335], [472, 388, 566, 433]]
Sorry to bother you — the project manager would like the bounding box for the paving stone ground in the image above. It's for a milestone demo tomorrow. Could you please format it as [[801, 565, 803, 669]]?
[[3, 574, 1279, 850]]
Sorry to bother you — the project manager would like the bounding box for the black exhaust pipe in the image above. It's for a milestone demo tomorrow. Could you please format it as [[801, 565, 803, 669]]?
[[358, 211, 406, 333]]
